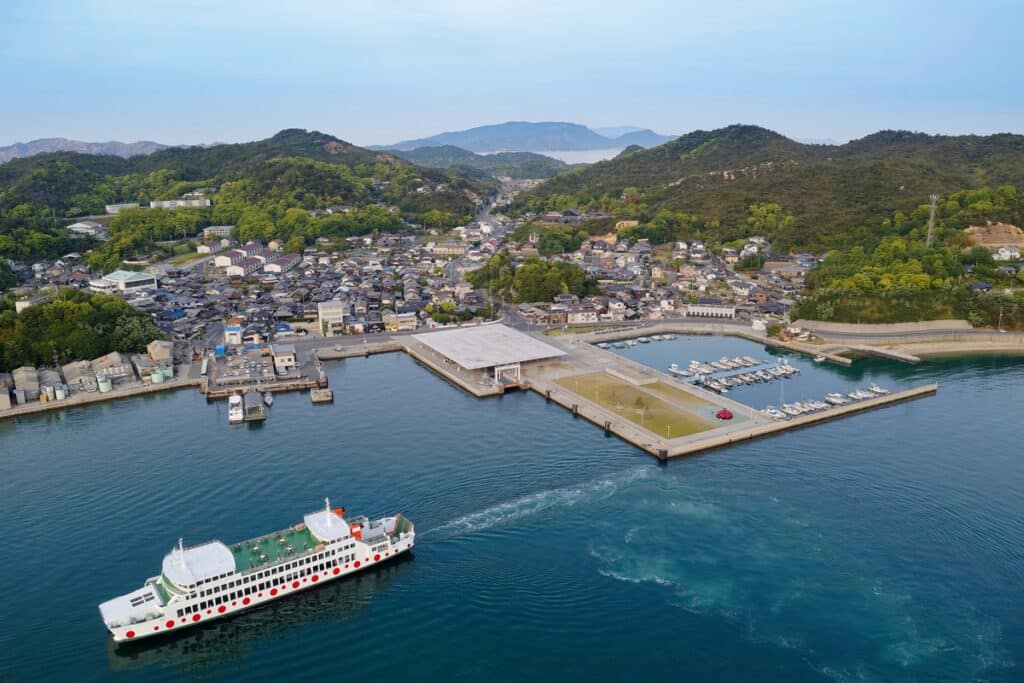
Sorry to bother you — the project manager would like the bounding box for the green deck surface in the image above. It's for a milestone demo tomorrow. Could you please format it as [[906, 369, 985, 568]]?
[[231, 526, 321, 573]]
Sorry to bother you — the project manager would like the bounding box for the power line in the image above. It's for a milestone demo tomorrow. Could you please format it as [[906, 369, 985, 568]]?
[[925, 193, 939, 248]]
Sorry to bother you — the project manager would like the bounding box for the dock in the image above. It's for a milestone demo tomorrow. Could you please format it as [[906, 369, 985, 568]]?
[[310, 388, 334, 403]]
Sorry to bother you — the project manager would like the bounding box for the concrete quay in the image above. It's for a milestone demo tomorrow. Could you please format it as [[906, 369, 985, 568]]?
[[0, 376, 200, 421], [402, 340, 506, 398], [315, 341, 403, 360]]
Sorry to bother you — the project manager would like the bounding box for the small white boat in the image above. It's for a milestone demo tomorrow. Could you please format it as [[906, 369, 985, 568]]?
[[638, 336, 651, 343], [228, 394, 244, 424], [868, 384, 889, 395], [625, 339, 637, 347], [263, 392, 274, 407], [813, 355, 826, 363]]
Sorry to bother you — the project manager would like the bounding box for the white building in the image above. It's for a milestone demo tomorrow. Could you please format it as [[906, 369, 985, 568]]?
[[89, 270, 158, 293], [105, 202, 140, 214], [318, 300, 348, 336], [994, 246, 1021, 261], [67, 220, 108, 239], [150, 198, 212, 209], [203, 225, 235, 239], [686, 303, 735, 318]]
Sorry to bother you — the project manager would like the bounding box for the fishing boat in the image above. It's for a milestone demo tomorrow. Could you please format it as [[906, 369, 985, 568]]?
[[228, 394, 244, 424], [263, 392, 274, 407], [98, 499, 414, 643]]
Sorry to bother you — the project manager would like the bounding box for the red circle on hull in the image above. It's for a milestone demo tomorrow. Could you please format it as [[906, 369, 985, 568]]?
[[292, 581, 300, 588], [192, 614, 201, 622], [243, 597, 251, 605], [333, 568, 340, 575], [311, 575, 319, 582], [166, 620, 175, 628], [270, 588, 278, 596], [126, 630, 135, 639], [354, 561, 361, 568], [217, 605, 226, 613], [374, 554, 380, 561]]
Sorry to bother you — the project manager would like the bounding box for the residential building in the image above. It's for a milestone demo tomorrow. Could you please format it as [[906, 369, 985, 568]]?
[[317, 300, 348, 336], [203, 225, 235, 239], [271, 344, 297, 372], [383, 311, 417, 331]]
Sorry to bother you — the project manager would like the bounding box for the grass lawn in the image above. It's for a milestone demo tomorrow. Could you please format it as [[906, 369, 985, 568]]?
[[556, 372, 714, 438], [168, 252, 205, 265], [644, 381, 716, 407]]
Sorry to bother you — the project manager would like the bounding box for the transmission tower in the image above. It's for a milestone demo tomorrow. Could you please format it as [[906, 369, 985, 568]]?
[[925, 194, 939, 248]]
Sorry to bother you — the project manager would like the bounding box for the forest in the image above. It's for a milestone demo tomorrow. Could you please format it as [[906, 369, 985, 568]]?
[[0, 289, 164, 371], [466, 251, 597, 304]]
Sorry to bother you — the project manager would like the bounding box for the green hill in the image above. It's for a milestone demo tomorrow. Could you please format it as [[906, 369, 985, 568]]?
[[512, 125, 1024, 251], [390, 145, 572, 178], [0, 129, 495, 264]]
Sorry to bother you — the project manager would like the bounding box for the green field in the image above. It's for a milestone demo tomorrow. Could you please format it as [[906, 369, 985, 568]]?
[[556, 372, 715, 438]]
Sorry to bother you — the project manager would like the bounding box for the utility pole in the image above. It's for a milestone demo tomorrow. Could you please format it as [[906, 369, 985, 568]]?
[[925, 194, 939, 248]]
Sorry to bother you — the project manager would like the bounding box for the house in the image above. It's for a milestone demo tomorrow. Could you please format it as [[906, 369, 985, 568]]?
[[970, 281, 992, 292], [566, 304, 599, 324], [224, 316, 246, 345], [994, 246, 1021, 261], [317, 299, 348, 336], [383, 311, 418, 331], [271, 344, 297, 373]]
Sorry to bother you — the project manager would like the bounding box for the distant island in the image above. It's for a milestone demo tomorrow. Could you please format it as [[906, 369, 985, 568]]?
[[0, 138, 168, 163], [373, 121, 675, 153]]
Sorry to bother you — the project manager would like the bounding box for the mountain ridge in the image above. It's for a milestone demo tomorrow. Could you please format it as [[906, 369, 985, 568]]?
[[512, 124, 1024, 250]]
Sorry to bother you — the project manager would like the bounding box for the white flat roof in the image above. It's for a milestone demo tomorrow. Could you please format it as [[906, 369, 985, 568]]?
[[304, 509, 350, 542], [161, 541, 235, 586], [412, 324, 565, 370]]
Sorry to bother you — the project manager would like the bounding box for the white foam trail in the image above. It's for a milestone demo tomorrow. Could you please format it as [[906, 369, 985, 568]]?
[[426, 465, 654, 539]]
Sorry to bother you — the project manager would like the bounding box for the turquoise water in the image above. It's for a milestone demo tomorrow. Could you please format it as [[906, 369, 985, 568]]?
[[0, 338, 1021, 682]]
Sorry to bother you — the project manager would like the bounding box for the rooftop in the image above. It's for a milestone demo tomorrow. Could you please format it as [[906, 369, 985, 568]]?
[[104, 269, 155, 283], [412, 324, 565, 370]]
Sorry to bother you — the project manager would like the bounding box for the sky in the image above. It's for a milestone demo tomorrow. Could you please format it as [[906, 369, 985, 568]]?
[[1, 0, 1022, 147]]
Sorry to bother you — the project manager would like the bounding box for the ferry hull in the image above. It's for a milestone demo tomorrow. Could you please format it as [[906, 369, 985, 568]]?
[[106, 535, 414, 643]]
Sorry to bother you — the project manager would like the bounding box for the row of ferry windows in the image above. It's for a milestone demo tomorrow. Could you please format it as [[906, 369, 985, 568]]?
[[192, 545, 359, 598], [178, 556, 359, 617]]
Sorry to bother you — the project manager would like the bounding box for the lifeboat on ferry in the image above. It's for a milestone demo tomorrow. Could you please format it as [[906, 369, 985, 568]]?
[[350, 524, 362, 539], [716, 409, 733, 420]]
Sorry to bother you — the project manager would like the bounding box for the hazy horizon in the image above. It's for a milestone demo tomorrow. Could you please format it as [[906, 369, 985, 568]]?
[[2, 1, 1022, 148]]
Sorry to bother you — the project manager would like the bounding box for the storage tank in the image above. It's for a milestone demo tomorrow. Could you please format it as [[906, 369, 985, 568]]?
[[55, 385, 67, 400], [44, 385, 56, 400], [161, 365, 173, 380], [215, 345, 226, 357], [97, 373, 112, 393], [151, 368, 165, 384]]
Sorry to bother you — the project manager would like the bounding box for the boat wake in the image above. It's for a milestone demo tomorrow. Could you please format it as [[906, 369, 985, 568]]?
[[426, 465, 654, 539]]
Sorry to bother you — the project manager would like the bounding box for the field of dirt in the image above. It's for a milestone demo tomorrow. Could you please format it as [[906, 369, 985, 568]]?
[[965, 222, 1024, 248]]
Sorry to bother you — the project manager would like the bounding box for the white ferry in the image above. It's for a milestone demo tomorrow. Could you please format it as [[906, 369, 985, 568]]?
[[98, 499, 414, 642]]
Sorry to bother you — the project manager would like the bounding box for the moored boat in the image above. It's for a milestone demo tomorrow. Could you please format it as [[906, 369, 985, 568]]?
[[228, 395, 244, 424], [98, 499, 415, 643]]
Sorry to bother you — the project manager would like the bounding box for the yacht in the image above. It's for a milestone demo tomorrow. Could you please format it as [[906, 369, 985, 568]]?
[[868, 384, 889, 395], [228, 395, 244, 424]]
